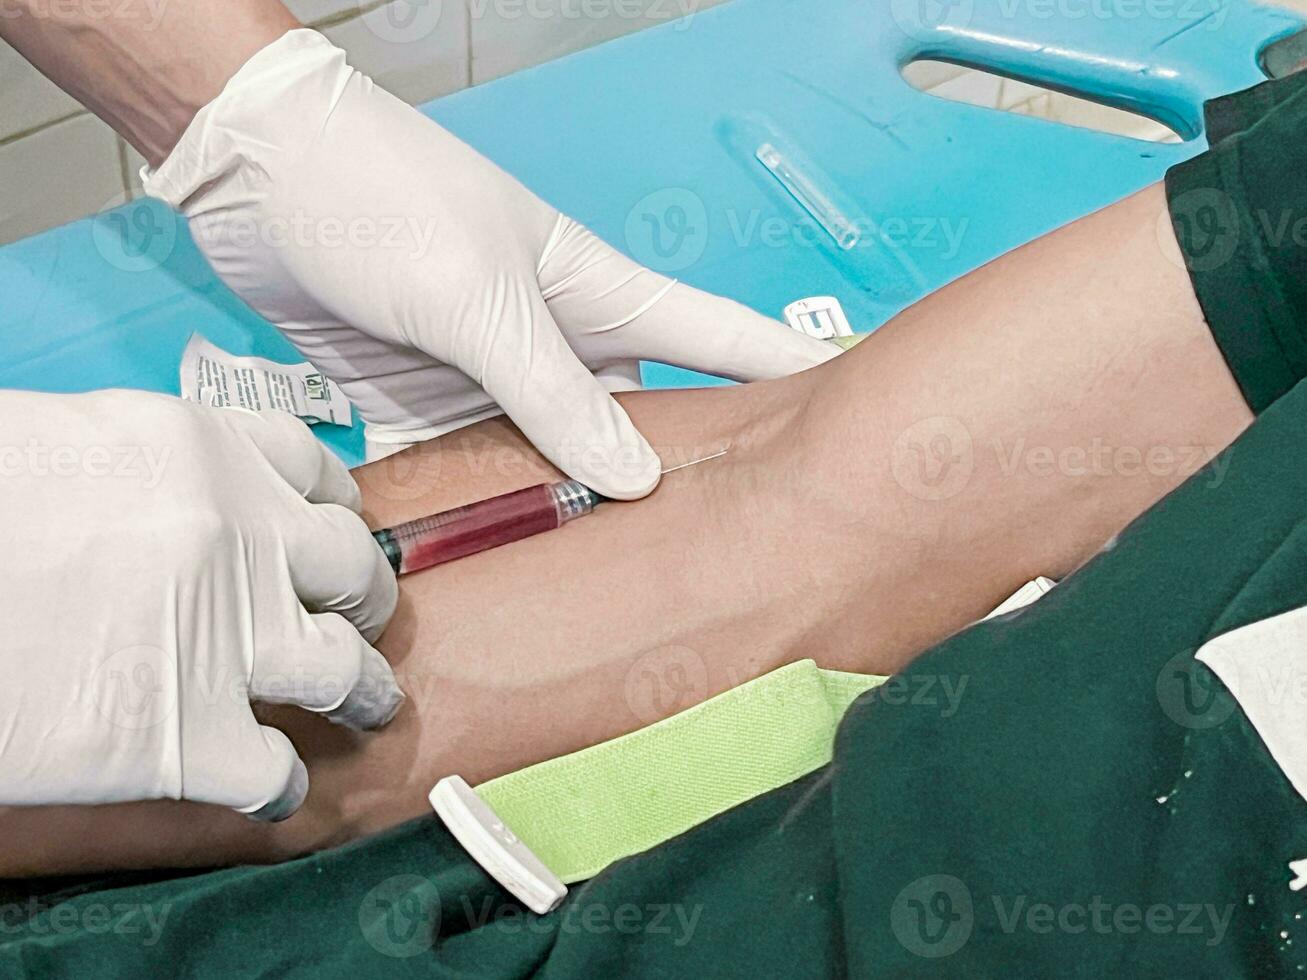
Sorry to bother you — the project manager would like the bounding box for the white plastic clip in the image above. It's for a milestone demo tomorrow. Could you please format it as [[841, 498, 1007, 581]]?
[[983, 577, 1056, 621], [1289, 857, 1307, 891], [430, 775, 567, 915], [783, 296, 853, 340]]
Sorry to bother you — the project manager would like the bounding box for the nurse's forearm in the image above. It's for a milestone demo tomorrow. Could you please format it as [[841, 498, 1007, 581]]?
[[0, 0, 299, 166]]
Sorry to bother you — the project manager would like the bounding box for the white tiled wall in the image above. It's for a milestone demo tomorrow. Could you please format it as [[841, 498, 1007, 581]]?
[[322, 1, 470, 103], [0, 0, 705, 245], [470, 0, 716, 84], [4, 0, 1307, 245], [0, 113, 123, 242]]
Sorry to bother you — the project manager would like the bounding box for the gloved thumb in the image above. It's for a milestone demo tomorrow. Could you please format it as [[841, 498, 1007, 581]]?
[[476, 289, 661, 500]]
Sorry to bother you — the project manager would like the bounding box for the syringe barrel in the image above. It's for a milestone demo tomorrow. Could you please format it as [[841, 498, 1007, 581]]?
[[373, 479, 602, 576]]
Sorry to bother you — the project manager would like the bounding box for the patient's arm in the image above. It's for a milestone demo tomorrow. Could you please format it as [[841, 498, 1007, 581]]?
[[0, 184, 1252, 876]]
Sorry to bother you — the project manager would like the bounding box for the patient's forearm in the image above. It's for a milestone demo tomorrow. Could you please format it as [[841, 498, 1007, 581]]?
[[0, 185, 1252, 877], [788, 181, 1251, 663]]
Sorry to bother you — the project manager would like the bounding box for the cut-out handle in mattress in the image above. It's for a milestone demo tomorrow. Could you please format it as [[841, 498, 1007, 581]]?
[[888, 1, 1280, 141], [905, 47, 1200, 140]]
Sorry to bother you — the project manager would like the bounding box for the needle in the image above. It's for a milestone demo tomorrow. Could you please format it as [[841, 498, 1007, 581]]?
[[374, 447, 732, 577], [660, 447, 729, 475]]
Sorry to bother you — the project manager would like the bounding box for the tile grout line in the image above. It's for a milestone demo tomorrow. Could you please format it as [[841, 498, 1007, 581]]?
[[465, 0, 474, 88], [308, 0, 391, 30], [0, 108, 85, 148], [116, 136, 133, 200]]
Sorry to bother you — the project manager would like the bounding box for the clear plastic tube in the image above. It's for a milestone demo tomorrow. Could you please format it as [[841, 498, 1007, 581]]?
[[754, 141, 861, 251], [373, 479, 603, 576]]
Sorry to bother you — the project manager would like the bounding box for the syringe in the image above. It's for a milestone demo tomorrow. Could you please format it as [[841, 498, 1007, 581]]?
[[371, 448, 729, 577], [373, 480, 603, 576]]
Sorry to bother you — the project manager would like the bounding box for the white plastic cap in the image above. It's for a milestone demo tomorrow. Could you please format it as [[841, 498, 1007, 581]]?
[[983, 576, 1056, 621], [429, 775, 568, 915]]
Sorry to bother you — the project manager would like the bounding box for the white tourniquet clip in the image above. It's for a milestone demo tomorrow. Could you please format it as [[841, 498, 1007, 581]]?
[[782, 296, 853, 341], [429, 775, 568, 915]]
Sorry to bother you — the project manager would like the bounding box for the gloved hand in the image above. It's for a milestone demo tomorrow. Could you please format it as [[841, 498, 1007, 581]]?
[[0, 390, 400, 820], [142, 29, 837, 500]]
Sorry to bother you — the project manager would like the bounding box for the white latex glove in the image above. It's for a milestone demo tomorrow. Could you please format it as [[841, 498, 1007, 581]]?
[[0, 390, 401, 819], [142, 29, 837, 499]]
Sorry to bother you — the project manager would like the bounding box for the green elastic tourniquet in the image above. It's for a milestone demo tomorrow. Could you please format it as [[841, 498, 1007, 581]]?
[[1165, 68, 1307, 413], [476, 660, 885, 883]]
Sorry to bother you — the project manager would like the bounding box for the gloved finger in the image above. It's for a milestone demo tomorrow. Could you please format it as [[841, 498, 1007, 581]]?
[[537, 216, 678, 338], [220, 407, 364, 512], [283, 501, 398, 642], [583, 281, 840, 381], [251, 609, 405, 731], [536, 218, 838, 380], [238, 726, 310, 822], [360, 362, 642, 457], [594, 359, 643, 394], [183, 715, 308, 821], [471, 288, 662, 500]]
